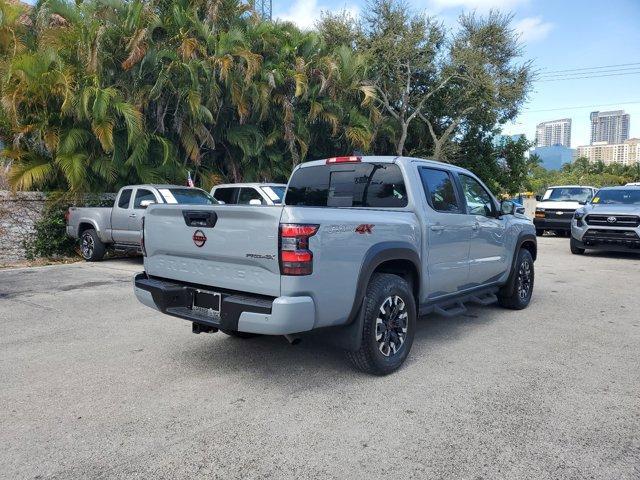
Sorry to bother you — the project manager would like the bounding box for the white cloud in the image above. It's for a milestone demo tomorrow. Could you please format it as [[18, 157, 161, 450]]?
[[275, 0, 359, 30], [427, 0, 529, 12], [514, 16, 554, 43]]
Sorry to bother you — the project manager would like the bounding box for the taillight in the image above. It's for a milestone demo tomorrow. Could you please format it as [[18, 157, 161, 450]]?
[[279, 224, 319, 276], [326, 156, 361, 164], [141, 216, 147, 257], [64, 208, 71, 224]]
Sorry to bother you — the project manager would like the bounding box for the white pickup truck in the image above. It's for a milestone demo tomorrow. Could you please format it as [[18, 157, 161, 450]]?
[[134, 156, 537, 374], [66, 184, 216, 261]]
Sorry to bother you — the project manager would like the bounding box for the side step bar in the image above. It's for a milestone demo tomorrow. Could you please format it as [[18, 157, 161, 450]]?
[[421, 287, 500, 318]]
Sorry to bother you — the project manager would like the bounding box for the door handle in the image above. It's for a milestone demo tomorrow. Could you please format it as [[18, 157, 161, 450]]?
[[472, 222, 480, 231], [129, 213, 137, 218], [430, 225, 445, 232]]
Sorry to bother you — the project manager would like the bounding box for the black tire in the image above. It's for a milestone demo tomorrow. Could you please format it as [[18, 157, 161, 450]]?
[[536, 229, 544, 237], [80, 229, 106, 262], [498, 249, 534, 310], [220, 329, 259, 339], [347, 273, 417, 375], [570, 237, 585, 255]]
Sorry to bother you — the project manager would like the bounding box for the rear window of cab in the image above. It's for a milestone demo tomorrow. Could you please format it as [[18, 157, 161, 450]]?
[[285, 163, 408, 208]]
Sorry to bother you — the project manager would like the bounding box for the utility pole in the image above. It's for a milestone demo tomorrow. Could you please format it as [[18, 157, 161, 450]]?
[[252, 0, 272, 21]]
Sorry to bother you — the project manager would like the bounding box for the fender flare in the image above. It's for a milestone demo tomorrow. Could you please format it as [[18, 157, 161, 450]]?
[[502, 231, 537, 297], [77, 218, 101, 237], [346, 241, 421, 324]]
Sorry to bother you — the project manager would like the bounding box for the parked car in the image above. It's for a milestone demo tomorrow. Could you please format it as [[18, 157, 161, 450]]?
[[211, 183, 287, 205], [534, 185, 597, 237], [570, 186, 640, 255], [66, 185, 217, 261], [134, 156, 537, 375], [626, 182, 640, 186]]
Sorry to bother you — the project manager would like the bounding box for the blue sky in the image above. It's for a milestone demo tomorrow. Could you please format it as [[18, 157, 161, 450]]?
[[275, 0, 640, 148]]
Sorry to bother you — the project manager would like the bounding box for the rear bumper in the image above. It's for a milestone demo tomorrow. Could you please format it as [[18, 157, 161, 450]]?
[[133, 273, 315, 335], [534, 217, 572, 230]]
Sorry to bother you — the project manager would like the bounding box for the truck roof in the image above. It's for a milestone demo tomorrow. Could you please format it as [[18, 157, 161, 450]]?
[[122, 184, 201, 189], [545, 185, 596, 189], [597, 185, 640, 190], [212, 183, 287, 188], [296, 155, 468, 172]]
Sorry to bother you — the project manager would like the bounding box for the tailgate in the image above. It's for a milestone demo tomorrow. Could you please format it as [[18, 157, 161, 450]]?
[[143, 205, 283, 297]]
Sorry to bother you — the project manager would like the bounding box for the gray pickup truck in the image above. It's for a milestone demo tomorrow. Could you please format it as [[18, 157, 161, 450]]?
[[66, 185, 216, 261], [134, 156, 537, 374], [571, 185, 640, 254]]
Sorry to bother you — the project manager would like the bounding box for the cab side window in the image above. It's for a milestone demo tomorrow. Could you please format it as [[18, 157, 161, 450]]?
[[238, 188, 263, 205], [459, 174, 495, 217], [133, 189, 156, 209], [213, 187, 238, 204], [118, 189, 133, 209], [419, 167, 461, 213]]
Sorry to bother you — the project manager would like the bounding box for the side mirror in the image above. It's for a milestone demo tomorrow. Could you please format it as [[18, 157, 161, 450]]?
[[535, 195, 542, 202], [249, 199, 262, 206], [578, 200, 587, 205], [500, 200, 515, 216], [140, 199, 156, 208]]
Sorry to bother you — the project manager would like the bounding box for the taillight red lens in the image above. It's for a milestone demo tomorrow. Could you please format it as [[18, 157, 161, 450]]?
[[64, 209, 70, 223], [326, 156, 361, 164], [279, 223, 319, 276]]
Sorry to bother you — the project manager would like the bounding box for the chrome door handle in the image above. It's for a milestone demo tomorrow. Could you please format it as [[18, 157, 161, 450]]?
[[430, 225, 445, 232]]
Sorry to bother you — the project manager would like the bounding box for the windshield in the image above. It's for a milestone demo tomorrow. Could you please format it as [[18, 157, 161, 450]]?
[[592, 189, 640, 205], [158, 188, 218, 205], [261, 186, 286, 204], [543, 187, 592, 203]]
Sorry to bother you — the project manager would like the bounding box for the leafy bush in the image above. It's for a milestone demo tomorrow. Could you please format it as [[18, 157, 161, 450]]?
[[23, 203, 76, 260]]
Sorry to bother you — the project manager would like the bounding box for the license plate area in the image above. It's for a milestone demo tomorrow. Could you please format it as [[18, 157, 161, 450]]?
[[191, 289, 221, 318]]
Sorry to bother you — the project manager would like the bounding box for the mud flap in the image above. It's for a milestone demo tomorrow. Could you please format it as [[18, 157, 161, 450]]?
[[313, 297, 367, 352]]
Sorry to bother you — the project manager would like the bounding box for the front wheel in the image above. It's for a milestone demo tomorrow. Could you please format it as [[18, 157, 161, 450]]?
[[498, 249, 534, 310], [347, 273, 416, 375], [570, 237, 585, 255], [80, 229, 106, 262]]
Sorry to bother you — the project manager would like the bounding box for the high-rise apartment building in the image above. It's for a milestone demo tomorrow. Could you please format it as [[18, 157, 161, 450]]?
[[535, 118, 572, 147], [577, 139, 640, 166], [590, 110, 630, 144]]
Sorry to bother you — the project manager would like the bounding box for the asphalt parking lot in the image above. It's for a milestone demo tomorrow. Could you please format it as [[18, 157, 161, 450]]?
[[1, 237, 639, 479]]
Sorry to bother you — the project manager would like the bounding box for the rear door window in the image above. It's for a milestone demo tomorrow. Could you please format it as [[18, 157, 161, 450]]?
[[419, 167, 462, 213], [117, 189, 133, 209], [213, 187, 239, 204], [285, 163, 407, 208]]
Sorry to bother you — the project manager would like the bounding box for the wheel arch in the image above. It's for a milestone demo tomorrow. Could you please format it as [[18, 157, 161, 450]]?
[[347, 242, 421, 324]]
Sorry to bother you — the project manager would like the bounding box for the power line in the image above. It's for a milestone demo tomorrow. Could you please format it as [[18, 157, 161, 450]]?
[[538, 61, 640, 75], [539, 66, 640, 78], [526, 100, 640, 113], [537, 71, 640, 82]]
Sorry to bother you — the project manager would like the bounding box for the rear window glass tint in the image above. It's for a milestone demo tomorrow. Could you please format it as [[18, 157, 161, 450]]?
[[285, 163, 407, 208]]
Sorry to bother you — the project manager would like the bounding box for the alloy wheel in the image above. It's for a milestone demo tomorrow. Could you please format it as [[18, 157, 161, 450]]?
[[375, 295, 409, 357]]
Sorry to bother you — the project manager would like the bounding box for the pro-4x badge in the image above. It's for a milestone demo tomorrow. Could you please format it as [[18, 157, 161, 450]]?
[[355, 224, 374, 234]]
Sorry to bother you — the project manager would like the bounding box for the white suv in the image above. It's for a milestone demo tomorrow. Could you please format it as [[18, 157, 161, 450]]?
[[211, 183, 287, 206]]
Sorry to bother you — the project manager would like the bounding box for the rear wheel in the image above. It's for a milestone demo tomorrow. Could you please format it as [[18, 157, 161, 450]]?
[[570, 237, 585, 255], [80, 229, 106, 262], [498, 249, 534, 310], [347, 273, 416, 375]]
